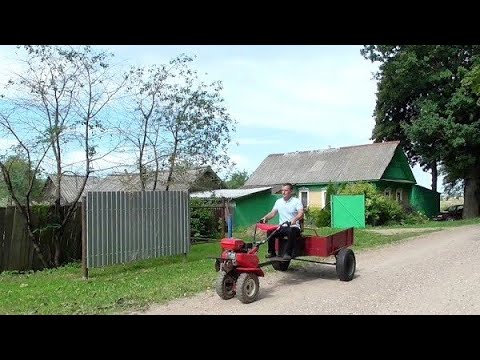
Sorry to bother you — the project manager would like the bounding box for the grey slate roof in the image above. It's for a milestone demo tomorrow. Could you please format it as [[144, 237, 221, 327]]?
[[190, 187, 272, 200], [244, 141, 406, 187], [94, 166, 221, 192], [46, 175, 102, 203], [44, 166, 223, 204]]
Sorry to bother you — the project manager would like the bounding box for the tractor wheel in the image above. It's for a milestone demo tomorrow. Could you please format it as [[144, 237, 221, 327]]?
[[272, 260, 290, 271], [215, 271, 236, 300], [336, 248, 356, 281], [236, 273, 260, 304]]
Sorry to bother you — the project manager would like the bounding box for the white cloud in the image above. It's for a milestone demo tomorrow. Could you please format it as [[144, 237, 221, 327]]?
[[229, 153, 251, 172]]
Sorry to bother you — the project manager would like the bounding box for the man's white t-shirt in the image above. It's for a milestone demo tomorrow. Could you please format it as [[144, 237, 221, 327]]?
[[272, 196, 303, 228]]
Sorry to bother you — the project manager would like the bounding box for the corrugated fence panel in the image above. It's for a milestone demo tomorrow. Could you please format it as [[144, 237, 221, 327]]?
[[86, 191, 190, 268]]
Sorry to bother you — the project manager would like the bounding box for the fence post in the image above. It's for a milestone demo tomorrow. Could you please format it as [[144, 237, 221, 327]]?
[[225, 202, 233, 238], [227, 215, 232, 238], [221, 198, 226, 239], [81, 196, 88, 280]]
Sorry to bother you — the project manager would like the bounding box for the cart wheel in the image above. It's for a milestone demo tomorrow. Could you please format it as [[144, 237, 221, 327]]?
[[336, 248, 356, 281], [272, 260, 290, 271], [236, 273, 260, 304], [215, 271, 236, 300]]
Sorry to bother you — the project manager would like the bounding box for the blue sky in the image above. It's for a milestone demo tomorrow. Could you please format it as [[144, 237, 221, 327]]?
[[0, 45, 439, 191]]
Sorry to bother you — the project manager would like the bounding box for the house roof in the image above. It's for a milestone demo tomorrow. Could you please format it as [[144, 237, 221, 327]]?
[[244, 141, 407, 187], [190, 187, 272, 200], [46, 175, 103, 203], [94, 166, 222, 192], [44, 166, 223, 204]]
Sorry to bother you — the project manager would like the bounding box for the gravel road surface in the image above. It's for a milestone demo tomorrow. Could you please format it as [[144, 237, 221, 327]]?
[[133, 225, 480, 315]]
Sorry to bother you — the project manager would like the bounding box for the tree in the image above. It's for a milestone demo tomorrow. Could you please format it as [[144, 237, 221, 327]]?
[[119, 55, 236, 191], [443, 179, 464, 200], [0, 45, 126, 267], [156, 58, 236, 191], [362, 45, 480, 218], [225, 170, 249, 189], [119, 55, 193, 190], [0, 155, 44, 205]]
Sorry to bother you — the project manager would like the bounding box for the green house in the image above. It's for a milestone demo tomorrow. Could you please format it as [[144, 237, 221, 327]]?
[[243, 141, 440, 218], [190, 187, 281, 228]]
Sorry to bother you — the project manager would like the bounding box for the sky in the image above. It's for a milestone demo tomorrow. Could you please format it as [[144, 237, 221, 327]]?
[[0, 45, 439, 191]]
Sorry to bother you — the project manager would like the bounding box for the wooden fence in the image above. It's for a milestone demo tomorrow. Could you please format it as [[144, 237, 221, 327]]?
[[0, 206, 82, 272]]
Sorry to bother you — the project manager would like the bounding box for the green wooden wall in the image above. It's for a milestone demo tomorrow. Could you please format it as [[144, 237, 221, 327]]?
[[410, 184, 440, 218], [234, 192, 281, 228]]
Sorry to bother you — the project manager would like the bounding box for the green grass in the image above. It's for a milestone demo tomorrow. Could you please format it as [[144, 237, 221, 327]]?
[[0, 245, 222, 315], [1, 218, 480, 314], [372, 217, 480, 229]]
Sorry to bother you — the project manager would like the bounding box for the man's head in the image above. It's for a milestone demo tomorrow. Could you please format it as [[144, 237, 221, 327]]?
[[281, 183, 294, 200]]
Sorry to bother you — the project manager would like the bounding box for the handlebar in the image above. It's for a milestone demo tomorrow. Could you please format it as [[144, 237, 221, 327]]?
[[255, 221, 291, 247]]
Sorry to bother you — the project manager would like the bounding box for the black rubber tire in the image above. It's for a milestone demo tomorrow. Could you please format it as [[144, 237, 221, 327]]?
[[236, 273, 260, 304], [272, 260, 290, 271], [336, 248, 356, 281], [215, 271, 236, 300]]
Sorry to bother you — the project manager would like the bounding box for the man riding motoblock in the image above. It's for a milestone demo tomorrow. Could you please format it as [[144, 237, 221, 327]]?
[[260, 183, 304, 260]]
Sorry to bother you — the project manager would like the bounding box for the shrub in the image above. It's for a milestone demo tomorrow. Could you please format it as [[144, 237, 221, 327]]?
[[404, 211, 429, 225], [190, 198, 220, 239], [305, 207, 331, 227], [340, 182, 405, 226]]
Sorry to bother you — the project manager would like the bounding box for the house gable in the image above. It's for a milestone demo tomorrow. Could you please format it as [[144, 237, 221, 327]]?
[[380, 147, 416, 183], [190, 167, 225, 192]]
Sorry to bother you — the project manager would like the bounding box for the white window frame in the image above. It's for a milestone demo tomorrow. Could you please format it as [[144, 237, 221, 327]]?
[[384, 188, 392, 199], [396, 188, 403, 202], [320, 190, 327, 209], [299, 189, 309, 207]]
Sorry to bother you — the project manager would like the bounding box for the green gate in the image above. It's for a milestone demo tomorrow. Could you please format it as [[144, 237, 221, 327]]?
[[331, 194, 365, 229]]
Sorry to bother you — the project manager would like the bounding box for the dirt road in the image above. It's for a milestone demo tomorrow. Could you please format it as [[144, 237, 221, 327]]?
[[135, 224, 480, 315]]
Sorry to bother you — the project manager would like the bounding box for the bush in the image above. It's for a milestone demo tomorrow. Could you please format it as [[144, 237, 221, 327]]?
[[404, 211, 429, 225], [324, 182, 343, 211], [308, 182, 430, 228], [190, 198, 220, 239], [305, 207, 331, 227], [340, 182, 405, 226]]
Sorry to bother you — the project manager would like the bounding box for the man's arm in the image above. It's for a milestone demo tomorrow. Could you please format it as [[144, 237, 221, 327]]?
[[290, 207, 304, 225], [261, 209, 278, 223], [290, 199, 304, 225]]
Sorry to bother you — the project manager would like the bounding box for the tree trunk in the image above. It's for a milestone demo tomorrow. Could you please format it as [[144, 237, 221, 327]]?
[[28, 232, 50, 269], [431, 161, 438, 192], [52, 199, 63, 267], [463, 167, 480, 219], [53, 231, 62, 267]]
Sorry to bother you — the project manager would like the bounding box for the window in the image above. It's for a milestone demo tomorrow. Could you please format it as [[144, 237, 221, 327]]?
[[384, 188, 392, 198], [321, 190, 327, 209], [396, 188, 403, 202], [299, 190, 309, 207]]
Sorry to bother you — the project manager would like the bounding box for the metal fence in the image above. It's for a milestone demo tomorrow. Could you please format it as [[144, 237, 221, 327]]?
[[85, 191, 190, 270]]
